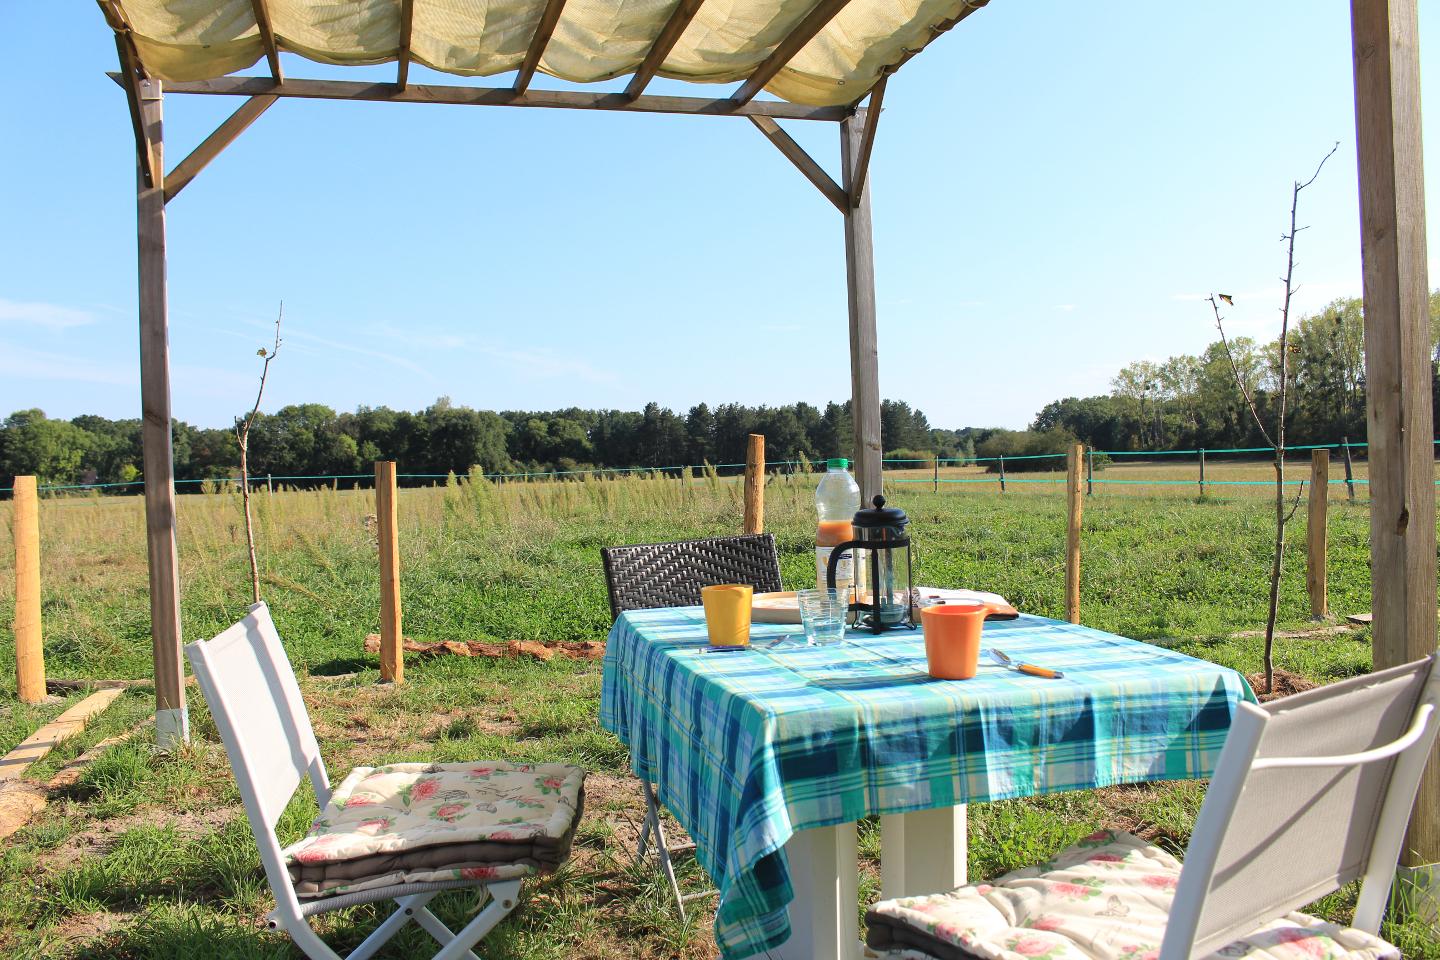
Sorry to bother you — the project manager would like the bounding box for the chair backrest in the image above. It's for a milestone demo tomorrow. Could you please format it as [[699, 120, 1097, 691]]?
[[600, 533, 784, 619], [1161, 654, 1440, 959], [185, 601, 330, 830]]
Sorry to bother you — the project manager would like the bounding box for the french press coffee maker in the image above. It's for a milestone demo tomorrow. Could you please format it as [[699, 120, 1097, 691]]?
[[825, 495, 915, 633]]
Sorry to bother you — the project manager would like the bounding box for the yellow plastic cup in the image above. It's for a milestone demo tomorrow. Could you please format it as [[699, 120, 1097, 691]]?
[[702, 584, 753, 647]]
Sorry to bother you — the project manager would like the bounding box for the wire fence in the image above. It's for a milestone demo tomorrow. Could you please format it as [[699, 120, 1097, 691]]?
[[4, 439, 1439, 498]]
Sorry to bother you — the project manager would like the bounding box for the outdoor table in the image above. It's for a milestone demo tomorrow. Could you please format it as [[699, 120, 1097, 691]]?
[[599, 607, 1256, 960]]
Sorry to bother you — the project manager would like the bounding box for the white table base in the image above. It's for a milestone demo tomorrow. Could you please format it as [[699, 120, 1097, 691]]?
[[775, 805, 966, 960]]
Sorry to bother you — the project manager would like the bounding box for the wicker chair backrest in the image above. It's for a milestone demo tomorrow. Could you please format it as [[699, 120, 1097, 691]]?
[[600, 534, 784, 619]]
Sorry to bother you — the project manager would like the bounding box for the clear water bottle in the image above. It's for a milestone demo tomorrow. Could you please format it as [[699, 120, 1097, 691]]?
[[815, 458, 861, 593]]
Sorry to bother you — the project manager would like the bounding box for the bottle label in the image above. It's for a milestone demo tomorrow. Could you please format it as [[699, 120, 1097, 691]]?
[[816, 546, 854, 590]]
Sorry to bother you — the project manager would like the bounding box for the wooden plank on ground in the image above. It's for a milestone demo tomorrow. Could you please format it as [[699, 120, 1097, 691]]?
[[0, 688, 124, 783]]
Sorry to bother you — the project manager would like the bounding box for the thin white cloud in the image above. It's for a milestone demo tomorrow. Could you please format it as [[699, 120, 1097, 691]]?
[[282, 328, 439, 382], [1054, 304, 1078, 312], [479, 346, 618, 385], [0, 345, 135, 385], [0, 299, 97, 330]]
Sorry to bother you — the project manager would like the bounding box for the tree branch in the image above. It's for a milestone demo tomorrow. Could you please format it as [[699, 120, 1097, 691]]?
[[1209, 294, 1274, 447]]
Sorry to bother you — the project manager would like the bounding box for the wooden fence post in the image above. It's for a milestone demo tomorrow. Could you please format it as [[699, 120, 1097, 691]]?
[[1085, 447, 1094, 496], [743, 434, 765, 534], [1066, 444, 1083, 624], [933, 456, 939, 494], [1307, 449, 1329, 619], [1199, 448, 1206, 497], [12, 476, 45, 703], [375, 461, 403, 684], [998, 456, 1007, 493], [1341, 436, 1356, 501]]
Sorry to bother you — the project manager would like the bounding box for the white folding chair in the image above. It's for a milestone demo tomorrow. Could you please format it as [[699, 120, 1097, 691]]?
[[187, 602, 541, 960], [865, 653, 1440, 960]]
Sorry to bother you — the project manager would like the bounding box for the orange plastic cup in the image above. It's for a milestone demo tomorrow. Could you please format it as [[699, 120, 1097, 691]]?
[[921, 602, 986, 680], [702, 584, 753, 647]]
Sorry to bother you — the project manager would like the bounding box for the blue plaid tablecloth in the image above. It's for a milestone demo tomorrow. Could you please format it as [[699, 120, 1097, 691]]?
[[599, 608, 1255, 959]]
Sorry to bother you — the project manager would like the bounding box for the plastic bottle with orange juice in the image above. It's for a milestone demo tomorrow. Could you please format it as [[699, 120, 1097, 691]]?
[[815, 458, 861, 593]]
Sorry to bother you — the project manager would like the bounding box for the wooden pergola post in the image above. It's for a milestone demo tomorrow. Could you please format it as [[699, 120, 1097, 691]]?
[[841, 112, 883, 503], [1350, 0, 1438, 879], [136, 79, 189, 748]]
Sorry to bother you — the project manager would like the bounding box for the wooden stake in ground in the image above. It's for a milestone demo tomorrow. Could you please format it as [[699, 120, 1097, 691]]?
[[12, 476, 45, 703], [1065, 444, 1083, 624], [375, 460, 403, 684], [1307, 449, 1329, 619], [743, 434, 765, 534], [236, 305, 282, 605]]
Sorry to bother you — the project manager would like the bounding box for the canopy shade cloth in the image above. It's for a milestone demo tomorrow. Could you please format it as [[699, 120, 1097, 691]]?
[[99, 0, 984, 106]]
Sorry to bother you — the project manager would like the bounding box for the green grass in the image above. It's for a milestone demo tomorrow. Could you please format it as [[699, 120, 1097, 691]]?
[[0, 474, 1435, 957]]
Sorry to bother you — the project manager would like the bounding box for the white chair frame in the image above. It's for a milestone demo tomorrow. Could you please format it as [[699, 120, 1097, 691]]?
[[1158, 653, 1440, 959], [636, 780, 715, 920], [187, 602, 525, 960]]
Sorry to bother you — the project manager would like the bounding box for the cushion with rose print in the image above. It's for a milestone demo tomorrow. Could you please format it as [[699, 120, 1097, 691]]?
[[283, 760, 584, 898], [865, 829, 1398, 960]]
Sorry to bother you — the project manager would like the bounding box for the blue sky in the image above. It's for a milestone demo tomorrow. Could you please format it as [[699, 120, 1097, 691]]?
[[3, 2, 1438, 431]]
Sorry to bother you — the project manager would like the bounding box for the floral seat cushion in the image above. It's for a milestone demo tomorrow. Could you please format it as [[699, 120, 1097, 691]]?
[[283, 761, 585, 898], [865, 830, 1398, 960]]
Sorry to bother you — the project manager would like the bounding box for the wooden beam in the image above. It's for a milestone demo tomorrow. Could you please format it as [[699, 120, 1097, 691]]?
[[12, 476, 44, 704], [514, 0, 568, 93], [251, 0, 283, 82], [111, 33, 156, 189], [1065, 443, 1083, 624], [625, 0, 706, 100], [375, 461, 403, 684], [869, 0, 988, 96], [840, 113, 881, 502], [1351, 0, 1437, 868], [135, 80, 188, 748], [748, 115, 846, 213], [1307, 449, 1329, 619], [135, 74, 850, 121], [164, 95, 277, 204], [848, 79, 884, 207], [731, 0, 855, 106], [396, 0, 415, 90], [0, 688, 125, 782], [743, 434, 765, 534]]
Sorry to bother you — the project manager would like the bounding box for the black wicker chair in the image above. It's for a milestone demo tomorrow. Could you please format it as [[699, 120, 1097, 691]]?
[[600, 533, 784, 918], [599, 533, 784, 621]]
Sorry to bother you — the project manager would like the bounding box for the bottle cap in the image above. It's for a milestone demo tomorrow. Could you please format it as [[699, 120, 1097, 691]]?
[[826, 458, 850, 470]]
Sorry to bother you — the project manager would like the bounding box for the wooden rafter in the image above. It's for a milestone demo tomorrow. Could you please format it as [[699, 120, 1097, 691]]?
[[164, 95, 278, 203], [251, 0, 283, 82], [846, 77, 884, 207], [96, 1, 156, 187], [747, 116, 846, 212], [625, 0, 706, 101], [397, 0, 415, 90], [514, 0, 568, 93], [870, 0, 987, 97], [133, 74, 851, 121], [731, 0, 855, 106]]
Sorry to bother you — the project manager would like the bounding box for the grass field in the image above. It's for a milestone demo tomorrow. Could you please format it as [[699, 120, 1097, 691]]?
[[0, 472, 1436, 958]]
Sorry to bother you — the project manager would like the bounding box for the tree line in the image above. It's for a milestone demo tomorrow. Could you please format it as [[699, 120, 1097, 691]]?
[[969, 294, 1440, 470], [0, 398, 940, 489]]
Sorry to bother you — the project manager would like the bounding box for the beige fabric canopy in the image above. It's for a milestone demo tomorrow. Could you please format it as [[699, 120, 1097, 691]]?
[[105, 0, 977, 106]]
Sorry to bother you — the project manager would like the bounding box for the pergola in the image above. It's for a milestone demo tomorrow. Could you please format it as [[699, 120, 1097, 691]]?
[[91, 0, 1437, 880]]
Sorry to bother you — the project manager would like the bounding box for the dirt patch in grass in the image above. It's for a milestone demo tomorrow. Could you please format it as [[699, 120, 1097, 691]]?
[[35, 804, 243, 873], [1246, 668, 1318, 702], [48, 909, 132, 948]]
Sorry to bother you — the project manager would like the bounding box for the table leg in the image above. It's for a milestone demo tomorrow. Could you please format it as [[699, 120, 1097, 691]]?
[[777, 822, 860, 960], [880, 805, 967, 899]]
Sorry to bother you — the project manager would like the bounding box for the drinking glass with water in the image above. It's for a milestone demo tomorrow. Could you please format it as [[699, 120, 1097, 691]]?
[[797, 587, 850, 646]]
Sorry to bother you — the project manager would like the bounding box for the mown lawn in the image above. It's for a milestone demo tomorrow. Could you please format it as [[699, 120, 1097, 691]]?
[[0, 475, 1434, 958]]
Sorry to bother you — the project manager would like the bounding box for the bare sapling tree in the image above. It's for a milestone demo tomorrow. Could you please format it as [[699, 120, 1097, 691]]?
[[237, 303, 283, 604], [1208, 142, 1338, 694]]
